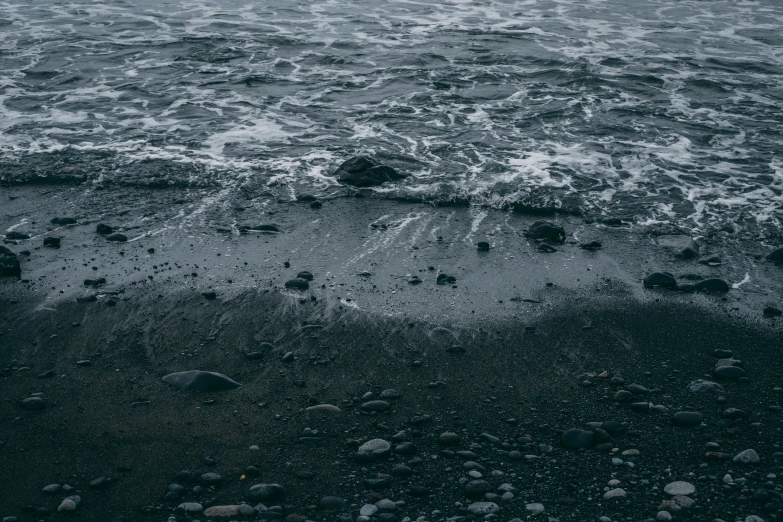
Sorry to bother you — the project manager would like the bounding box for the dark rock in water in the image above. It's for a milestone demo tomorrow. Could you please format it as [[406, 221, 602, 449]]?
[[672, 411, 703, 427], [714, 365, 746, 380], [560, 429, 594, 449], [106, 233, 128, 242], [84, 278, 106, 287], [643, 272, 676, 289], [657, 235, 699, 259], [763, 306, 782, 317], [318, 496, 347, 510], [51, 217, 76, 225], [297, 194, 318, 202], [699, 255, 721, 266], [602, 217, 623, 226], [408, 276, 422, 285], [694, 278, 729, 292], [767, 247, 783, 264], [477, 241, 490, 251], [537, 243, 557, 253], [202, 291, 217, 300], [43, 237, 60, 248], [247, 483, 286, 503], [436, 273, 456, 285], [296, 271, 314, 281], [162, 370, 241, 391], [251, 224, 281, 232], [333, 156, 407, 187], [6, 231, 30, 240], [310, 200, 323, 209], [285, 278, 309, 290], [526, 221, 566, 244], [580, 240, 601, 250], [76, 295, 97, 303], [21, 397, 47, 410], [0, 246, 21, 277], [676, 282, 696, 293], [96, 223, 113, 235]]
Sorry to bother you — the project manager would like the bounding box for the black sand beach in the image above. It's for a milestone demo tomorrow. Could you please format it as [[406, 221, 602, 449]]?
[[1, 186, 783, 522]]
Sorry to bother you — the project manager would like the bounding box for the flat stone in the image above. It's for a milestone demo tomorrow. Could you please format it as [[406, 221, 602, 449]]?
[[318, 496, 347, 510], [664, 481, 695, 496], [247, 483, 286, 503], [203, 505, 239, 518], [466, 502, 499, 516], [359, 439, 391, 455], [525, 503, 545, 515], [20, 397, 46, 410], [672, 411, 703, 427], [178, 502, 203, 513], [305, 404, 341, 413], [361, 400, 390, 412], [58, 500, 77, 512], [714, 366, 746, 380], [603, 488, 626, 500], [162, 370, 241, 391]]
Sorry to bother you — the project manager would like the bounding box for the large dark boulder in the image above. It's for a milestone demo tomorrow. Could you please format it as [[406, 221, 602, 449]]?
[[333, 156, 407, 187], [161, 370, 241, 391], [767, 247, 783, 264], [0, 246, 21, 277], [525, 221, 566, 244], [643, 272, 676, 289], [694, 278, 730, 293]]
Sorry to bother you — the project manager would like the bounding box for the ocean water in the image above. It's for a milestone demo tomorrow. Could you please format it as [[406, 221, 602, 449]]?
[[1, 0, 782, 233]]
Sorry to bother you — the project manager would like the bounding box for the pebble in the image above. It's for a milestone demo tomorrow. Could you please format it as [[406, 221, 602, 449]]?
[[20, 397, 46, 410], [525, 503, 545, 515], [247, 483, 286, 502], [361, 400, 391, 412], [643, 272, 676, 289], [687, 380, 724, 394], [360, 505, 378, 517], [671, 411, 703, 427], [305, 404, 341, 413], [203, 505, 239, 518], [161, 370, 241, 391], [318, 496, 347, 510], [714, 366, 746, 380], [178, 503, 203, 513], [466, 502, 499, 516], [663, 481, 695, 496], [560, 429, 594, 449], [656, 511, 672, 522], [438, 432, 460, 445], [603, 488, 626, 500], [57, 500, 77, 512], [733, 449, 760, 464]]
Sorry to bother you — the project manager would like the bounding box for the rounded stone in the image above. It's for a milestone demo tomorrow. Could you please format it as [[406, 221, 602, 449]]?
[[603, 488, 626, 500], [672, 411, 703, 427], [466, 502, 499, 516], [664, 481, 695, 496]]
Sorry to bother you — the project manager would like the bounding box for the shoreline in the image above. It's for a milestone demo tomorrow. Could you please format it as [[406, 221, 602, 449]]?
[[1, 185, 783, 522]]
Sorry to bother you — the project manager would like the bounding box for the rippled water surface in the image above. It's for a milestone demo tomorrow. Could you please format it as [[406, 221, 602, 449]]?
[[1, 0, 782, 231]]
